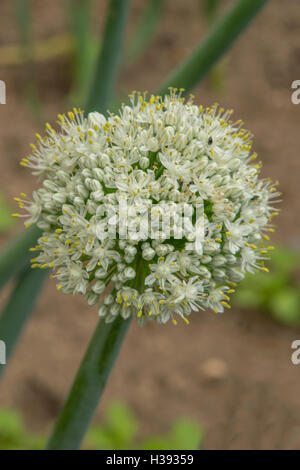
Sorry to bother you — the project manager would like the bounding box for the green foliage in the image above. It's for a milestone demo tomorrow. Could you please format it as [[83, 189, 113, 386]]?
[[63, 0, 99, 106], [199, 0, 224, 92], [0, 267, 48, 380], [141, 418, 203, 451], [86, 401, 139, 450], [0, 193, 13, 233], [234, 246, 300, 326], [0, 404, 203, 450], [14, 0, 44, 123], [86, 402, 204, 450], [0, 408, 44, 450]]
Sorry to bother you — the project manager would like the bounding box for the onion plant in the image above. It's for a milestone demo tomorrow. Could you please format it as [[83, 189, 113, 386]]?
[[0, 0, 272, 450]]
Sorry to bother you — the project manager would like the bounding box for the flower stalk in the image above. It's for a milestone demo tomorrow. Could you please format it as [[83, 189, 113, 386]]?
[[45, 314, 131, 450]]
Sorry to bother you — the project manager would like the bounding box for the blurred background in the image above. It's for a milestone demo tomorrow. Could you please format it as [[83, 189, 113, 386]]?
[[0, 0, 300, 450]]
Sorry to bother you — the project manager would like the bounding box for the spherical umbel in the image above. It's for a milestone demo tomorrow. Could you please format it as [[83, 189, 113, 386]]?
[[14, 90, 280, 325]]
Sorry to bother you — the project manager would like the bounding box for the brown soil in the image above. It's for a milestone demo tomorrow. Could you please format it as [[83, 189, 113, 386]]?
[[0, 0, 300, 450]]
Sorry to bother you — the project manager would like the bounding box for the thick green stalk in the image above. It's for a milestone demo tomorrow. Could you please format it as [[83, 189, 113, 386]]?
[[0, 224, 41, 290], [85, 0, 131, 114], [0, 266, 48, 379], [45, 315, 131, 449], [158, 0, 268, 96]]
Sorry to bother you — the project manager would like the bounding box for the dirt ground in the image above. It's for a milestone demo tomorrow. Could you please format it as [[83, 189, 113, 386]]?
[[0, 0, 300, 450]]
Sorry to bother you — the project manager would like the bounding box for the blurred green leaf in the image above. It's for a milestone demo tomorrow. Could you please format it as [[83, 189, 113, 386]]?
[[14, 0, 33, 58], [234, 286, 263, 309], [169, 418, 204, 450], [0, 408, 24, 442], [234, 246, 300, 326], [0, 266, 48, 380], [106, 401, 139, 445], [141, 436, 171, 450], [271, 247, 300, 274], [87, 401, 138, 450], [86, 0, 131, 114], [0, 224, 41, 290], [0, 194, 13, 232], [14, 0, 44, 123], [269, 289, 300, 326], [0, 404, 204, 450], [0, 408, 45, 450], [63, 0, 98, 106], [141, 418, 203, 450]]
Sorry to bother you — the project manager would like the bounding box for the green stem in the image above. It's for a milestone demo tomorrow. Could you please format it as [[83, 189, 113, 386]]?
[[45, 316, 131, 450], [0, 224, 41, 290], [0, 266, 48, 379], [46, 255, 142, 450], [85, 0, 131, 114], [158, 0, 268, 96]]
